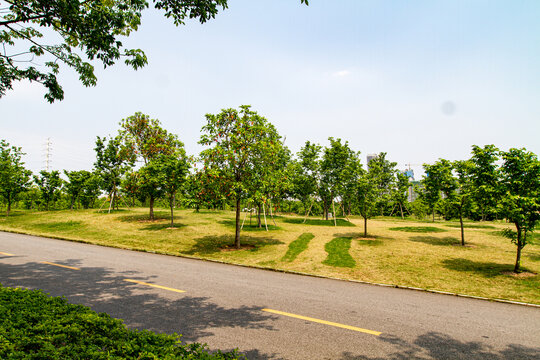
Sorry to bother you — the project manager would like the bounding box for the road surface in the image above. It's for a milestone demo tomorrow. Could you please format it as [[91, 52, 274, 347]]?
[[0, 231, 539, 359]]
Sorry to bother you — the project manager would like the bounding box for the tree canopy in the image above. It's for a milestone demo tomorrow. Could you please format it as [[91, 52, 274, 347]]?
[[0, 0, 307, 102]]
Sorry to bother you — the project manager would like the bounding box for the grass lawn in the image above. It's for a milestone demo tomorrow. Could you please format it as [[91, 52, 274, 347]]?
[[1, 208, 539, 305]]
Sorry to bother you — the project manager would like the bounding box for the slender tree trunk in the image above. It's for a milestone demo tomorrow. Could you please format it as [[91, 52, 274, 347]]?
[[459, 209, 465, 246], [363, 203, 368, 237], [303, 200, 314, 223], [170, 197, 174, 227], [235, 197, 241, 249], [432, 209, 435, 222], [149, 195, 155, 220], [399, 203, 404, 219], [364, 216, 368, 238], [332, 199, 337, 226], [324, 200, 329, 220], [6, 200, 11, 217], [257, 203, 262, 228], [514, 227, 522, 273]]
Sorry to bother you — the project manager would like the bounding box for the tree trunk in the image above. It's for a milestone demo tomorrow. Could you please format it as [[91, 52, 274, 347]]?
[[257, 203, 262, 228], [235, 197, 241, 249], [364, 216, 368, 238], [514, 227, 522, 273], [6, 200, 11, 217], [324, 201, 329, 220], [170, 196, 174, 227], [399, 203, 404, 219], [459, 210, 465, 246], [149, 195, 155, 220], [432, 209, 435, 222]]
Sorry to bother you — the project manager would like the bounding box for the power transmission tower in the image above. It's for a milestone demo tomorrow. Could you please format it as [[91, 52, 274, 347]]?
[[43, 137, 52, 171]]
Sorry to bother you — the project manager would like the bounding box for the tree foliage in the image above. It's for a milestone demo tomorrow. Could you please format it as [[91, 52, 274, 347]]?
[[94, 135, 134, 210], [119, 112, 184, 219], [500, 148, 540, 272], [33, 170, 63, 210], [199, 105, 284, 247], [0, 0, 307, 102], [0, 139, 32, 216]]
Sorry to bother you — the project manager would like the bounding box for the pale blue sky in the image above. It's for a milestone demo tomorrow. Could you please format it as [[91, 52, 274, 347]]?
[[2, 0, 539, 178]]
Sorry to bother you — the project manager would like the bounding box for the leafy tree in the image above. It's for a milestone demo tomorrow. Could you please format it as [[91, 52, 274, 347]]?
[[319, 138, 355, 222], [499, 148, 540, 273], [248, 135, 291, 228], [453, 160, 474, 245], [199, 105, 283, 248], [159, 153, 189, 227], [291, 141, 321, 219], [355, 167, 376, 237], [63, 170, 94, 210], [469, 145, 501, 221], [421, 159, 456, 222], [0, 140, 32, 216], [79, 173, 101, 209], [368, 152, 397, 216], [1, 0, 307, 102], [33, 170, 63, 210], [120, 112, 182, 219], [392, 172, 411, 219], [94, 136, 134, 212]]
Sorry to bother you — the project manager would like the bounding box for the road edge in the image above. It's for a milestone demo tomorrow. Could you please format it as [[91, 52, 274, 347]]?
[[1, 228, 539, 309]]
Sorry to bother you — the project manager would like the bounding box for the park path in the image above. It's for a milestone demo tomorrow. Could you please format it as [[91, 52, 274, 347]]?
[[1, 231, 539, 359]]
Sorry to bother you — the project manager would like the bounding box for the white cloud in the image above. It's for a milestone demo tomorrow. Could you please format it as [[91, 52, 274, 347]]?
[[333, 70, 351, 77]]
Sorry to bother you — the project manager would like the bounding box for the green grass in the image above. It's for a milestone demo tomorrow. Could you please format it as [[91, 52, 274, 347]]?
[[281, 233, 314, 262], [389, 226, 448, 233], [0, 208, 539, 304], [323, 237, 356, 268]]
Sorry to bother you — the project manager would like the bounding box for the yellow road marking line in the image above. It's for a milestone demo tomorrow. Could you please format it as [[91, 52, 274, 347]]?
[[124, 279, 185, 293], [262, 308, 381, 336], [0, 251, 14, 256], [41, 261, 80, 270]]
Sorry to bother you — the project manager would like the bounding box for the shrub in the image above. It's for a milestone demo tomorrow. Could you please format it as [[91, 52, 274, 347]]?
[[0, 284, 242, 359]]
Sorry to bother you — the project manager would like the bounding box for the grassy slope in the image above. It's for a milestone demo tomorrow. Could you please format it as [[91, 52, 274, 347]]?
[[0, 208, 539, 304]]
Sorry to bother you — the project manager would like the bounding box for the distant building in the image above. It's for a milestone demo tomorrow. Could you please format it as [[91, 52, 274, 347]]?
[[366, 154, 378, 168]]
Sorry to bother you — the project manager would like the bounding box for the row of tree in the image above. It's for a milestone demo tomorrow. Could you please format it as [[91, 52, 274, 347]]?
[[1, 106, 539, 271]]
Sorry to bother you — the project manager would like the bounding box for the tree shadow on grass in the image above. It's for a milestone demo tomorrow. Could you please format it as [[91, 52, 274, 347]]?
[[333, 232, 391, 246], [141, 223, 187, 231], [528, 254, 540, 262], [283, 218, 355, 227], [219, 219, 281, 231], [409, 236, 460, 246], [339, 332, 540, 359], [182, 234, 284, 256], [441, 258, 516, 278], [0, 258, 276, 352], [31, 221, 86, 231], [117, 212, 179, 223]]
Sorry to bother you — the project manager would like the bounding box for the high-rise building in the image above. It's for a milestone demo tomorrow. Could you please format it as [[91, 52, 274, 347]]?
[[366, 153, 377, 167]]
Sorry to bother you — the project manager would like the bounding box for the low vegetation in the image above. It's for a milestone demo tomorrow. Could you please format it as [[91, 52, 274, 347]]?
[[2, 208, 538, 304], [323, 237, 356, 268], [0, 285, 240, 359], [281, 233, 314, 262]]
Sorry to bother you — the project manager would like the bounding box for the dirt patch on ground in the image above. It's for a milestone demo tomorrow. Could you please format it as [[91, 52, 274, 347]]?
[[502, 271, 537, 278], [220, 244, 256, 252]]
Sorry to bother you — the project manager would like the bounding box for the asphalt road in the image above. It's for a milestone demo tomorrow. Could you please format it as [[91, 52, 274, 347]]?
[[1, 231, 539, 359]]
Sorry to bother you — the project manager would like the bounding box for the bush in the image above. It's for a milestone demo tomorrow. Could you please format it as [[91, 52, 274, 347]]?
[[0, 284, 242, 359]]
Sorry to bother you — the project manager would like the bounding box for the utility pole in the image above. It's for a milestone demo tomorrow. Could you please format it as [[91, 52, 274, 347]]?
[[43, 137, 52, 171]]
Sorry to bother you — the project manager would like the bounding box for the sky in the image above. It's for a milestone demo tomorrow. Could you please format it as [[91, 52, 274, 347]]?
[[2, 0, 539, 179]]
